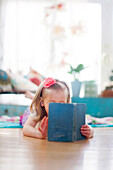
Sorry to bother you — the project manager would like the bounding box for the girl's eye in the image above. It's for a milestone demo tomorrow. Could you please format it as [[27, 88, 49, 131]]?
[[49, 101, 55, 103], [49, 101, 65, 103]]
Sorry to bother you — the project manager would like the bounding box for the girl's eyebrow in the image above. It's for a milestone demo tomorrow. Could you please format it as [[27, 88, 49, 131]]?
[[49, 100, 55, 102], [49, 100, 65, 103]]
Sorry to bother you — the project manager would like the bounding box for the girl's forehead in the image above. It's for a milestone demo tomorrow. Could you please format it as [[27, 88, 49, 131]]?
[[46, 88, 64, 94], [45, 88, 67, 98]]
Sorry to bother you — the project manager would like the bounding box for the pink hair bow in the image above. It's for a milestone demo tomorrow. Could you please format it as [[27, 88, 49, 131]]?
[[43, 77, 56, 88]]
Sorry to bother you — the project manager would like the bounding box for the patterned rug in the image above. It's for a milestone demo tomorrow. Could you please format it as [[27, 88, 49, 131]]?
[[86, 114, 113, 127], [0, 115, 22, 128], [0, 122, 22, 128], [0, 114, 113, 128]]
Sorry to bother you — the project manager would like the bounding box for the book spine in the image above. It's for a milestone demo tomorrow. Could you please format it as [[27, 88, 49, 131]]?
[[72, 104, 77, 141], [76, 104, 86, 140]]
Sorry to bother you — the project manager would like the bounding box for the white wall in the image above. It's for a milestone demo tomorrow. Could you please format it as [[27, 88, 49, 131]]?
[[89, 0, 113, 91], [101, 0, 113, 90]]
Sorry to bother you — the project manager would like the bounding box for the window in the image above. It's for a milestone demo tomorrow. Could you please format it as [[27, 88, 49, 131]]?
[[2, 1, 101, 93]]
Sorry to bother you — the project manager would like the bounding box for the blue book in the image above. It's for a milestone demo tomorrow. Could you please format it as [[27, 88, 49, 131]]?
[[48, 103, 86, 142]]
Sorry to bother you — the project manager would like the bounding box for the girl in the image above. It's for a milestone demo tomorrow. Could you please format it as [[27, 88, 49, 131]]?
[[23, 77, 94, 139]]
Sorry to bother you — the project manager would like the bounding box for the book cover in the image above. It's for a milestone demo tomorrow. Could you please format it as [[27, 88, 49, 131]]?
[[48, 103, 86, 142]]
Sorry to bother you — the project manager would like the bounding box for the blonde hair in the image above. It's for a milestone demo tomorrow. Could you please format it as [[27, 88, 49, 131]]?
[[30, 79, 70, 121]]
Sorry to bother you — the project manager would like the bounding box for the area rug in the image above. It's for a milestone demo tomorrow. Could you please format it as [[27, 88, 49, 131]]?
[[0, 115, 22, 128], [0, 122, 23, 128], [0, 114, 113, 128], [86, 114, 113, 127]]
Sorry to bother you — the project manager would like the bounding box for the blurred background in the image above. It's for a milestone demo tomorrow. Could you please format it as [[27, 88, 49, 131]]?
[[0, 0, 113, 98]]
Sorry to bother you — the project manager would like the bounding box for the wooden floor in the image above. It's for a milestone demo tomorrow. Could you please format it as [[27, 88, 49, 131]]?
[[0, 128, 113, 170]]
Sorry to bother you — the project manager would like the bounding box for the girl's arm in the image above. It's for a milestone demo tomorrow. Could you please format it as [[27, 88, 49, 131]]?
[[81, 124, 94, 139], [23, 116, 42, 138], [23, 116, 48, 139]]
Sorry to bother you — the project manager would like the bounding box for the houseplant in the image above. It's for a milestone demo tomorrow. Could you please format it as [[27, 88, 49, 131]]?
[[68, 64, 87, 97]]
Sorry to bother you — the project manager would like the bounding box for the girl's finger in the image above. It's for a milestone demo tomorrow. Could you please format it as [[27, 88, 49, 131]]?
[[45, 117, 48, 124], [81, 132, 90, 136], [81, 132, 91, 136], [43, 118, 48, 131], [81, 131, 87, 134], [40, 117, 48, 132], [40, 116, 47, 128], [81, 130, 90, 133], [81, 128, 91, 131], [81, 131, 90, 134], [38, 127, 42, 133]]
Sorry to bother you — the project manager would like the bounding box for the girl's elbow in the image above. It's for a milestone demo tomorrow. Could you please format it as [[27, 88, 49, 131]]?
[[23, 125, 27, 136]]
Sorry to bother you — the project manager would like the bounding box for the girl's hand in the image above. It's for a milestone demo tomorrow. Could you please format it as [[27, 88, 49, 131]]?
[[81, 124, 94, 139], [38, 116, 48, 139]]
